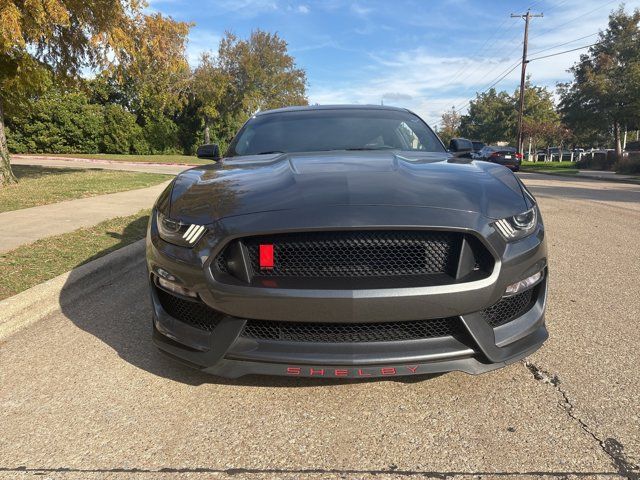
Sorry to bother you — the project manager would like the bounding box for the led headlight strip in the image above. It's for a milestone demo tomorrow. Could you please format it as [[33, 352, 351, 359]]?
[[182, 224, 206, 244], [494, 218, 517, 239]]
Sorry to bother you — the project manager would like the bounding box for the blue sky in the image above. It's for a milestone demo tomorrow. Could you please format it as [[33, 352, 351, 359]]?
[[148, 0, 640, 125]]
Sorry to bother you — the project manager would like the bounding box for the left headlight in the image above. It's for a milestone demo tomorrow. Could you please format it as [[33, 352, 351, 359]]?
[[157, 211, 207, 247], [494, 207, 537, 241]]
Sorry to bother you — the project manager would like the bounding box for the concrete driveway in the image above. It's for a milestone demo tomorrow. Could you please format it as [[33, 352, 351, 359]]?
[[1, 173, 639, 479]]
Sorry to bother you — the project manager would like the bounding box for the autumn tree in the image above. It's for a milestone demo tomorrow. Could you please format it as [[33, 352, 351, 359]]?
[[438, 106, 461, 145], [559, 6, 640, 159], [0, 0, 146, 185], [213, 30, 308, 141]]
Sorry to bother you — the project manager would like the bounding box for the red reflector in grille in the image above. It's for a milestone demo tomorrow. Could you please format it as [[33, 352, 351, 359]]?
[[259, 244, 274, 268]]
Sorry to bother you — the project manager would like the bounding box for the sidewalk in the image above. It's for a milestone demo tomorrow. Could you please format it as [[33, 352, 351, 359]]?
[[0, 181, 170, 253], [520, 168, 639, 184], [575, 169, 639, 182], [11, 155, 195, 175]]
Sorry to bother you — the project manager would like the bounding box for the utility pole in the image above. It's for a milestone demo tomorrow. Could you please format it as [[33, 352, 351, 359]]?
[[511, 10, 543, 156]]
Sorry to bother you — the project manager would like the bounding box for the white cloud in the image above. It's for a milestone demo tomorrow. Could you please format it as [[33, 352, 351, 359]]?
[[297, 4, 310, 14], [350, 3, 371, 16], [186, 29, 222, 67], [310, 0, 640, 125]]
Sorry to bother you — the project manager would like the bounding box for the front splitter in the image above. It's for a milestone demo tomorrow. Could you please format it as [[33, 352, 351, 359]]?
[[199, 338, 545, 379]]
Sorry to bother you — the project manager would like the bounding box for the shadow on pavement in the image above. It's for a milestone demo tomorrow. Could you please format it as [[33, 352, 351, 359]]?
[[59, 216, 442, 388]]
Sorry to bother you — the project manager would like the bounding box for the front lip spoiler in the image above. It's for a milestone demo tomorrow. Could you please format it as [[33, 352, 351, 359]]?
[[152, 323, 546, 379]]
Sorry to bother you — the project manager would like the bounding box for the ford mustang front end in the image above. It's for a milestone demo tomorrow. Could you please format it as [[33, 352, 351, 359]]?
[[146, 105, 548, 378]]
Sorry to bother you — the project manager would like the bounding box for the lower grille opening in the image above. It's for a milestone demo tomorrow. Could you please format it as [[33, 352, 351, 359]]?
[[213, 230, 495, 289], [156, 287, 223, 331], [240, 317, 463, 343], [480, 287, 536, 328]]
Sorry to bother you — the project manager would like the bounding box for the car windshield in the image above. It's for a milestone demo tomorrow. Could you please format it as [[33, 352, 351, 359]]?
[[227, 108, 445, 156]]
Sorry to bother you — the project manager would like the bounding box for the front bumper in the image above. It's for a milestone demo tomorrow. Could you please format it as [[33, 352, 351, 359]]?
[[147, 205, 548, 379]]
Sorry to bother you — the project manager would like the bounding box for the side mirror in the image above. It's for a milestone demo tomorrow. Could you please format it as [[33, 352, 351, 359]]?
[[196, 143, 221, 161], [448, 138, 473, 158]]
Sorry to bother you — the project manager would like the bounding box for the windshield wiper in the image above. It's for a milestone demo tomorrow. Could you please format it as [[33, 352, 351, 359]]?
[[255, 150, 285, 155]]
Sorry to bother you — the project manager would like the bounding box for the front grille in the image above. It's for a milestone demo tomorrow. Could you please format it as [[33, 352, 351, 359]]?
[[156, 287, 223, 331], [217, 230, 464, 280], [240, 317, 462, 343], [480, 288, 535, 328]]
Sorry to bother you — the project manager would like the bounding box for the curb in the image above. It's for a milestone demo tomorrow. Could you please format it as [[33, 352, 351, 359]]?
[[519, 169, 640, 185], [0, 239, 146, 342], [13, 154, 201, 168]]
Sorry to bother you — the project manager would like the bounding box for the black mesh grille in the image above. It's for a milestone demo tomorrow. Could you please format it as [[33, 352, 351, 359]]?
[[240, 317, 462, 343], [236, 231, 461, 278], [480, 288, 535, 328], [156, 287, 223, 331]]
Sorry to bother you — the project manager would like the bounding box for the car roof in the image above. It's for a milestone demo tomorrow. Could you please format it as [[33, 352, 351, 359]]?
[[254, 104, 412, 117]]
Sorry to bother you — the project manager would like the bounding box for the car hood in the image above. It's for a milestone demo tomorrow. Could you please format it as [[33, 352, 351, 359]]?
[[168, 151, 530, 224]]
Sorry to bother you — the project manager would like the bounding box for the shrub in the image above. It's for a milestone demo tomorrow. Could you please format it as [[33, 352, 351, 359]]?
[[102, 104, 148, 154], [576, 151, 617, 170], [6, 91, 104, 154], [615, 153, 640, 174], [143, 116, 181, 154]]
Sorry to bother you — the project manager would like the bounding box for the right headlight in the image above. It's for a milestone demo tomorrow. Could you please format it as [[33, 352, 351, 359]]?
[[494, 207, 537, 241]]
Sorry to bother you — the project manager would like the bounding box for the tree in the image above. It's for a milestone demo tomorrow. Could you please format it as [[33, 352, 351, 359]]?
[[459, 88, 515, 144], [558, 6, 640, 159], [191, 53, 229, 144], [438, 106, 461, 145], [0, 0, 142, 185], [459, 81, 560, 150], [519, 84, 561, 157], [212, 30, 308, 143]]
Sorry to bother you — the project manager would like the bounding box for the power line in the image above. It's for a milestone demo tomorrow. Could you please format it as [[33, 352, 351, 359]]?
[[528, 43, 598, 62], [432, 61, 522, 127], [528, 32, 599, 56], [528, 0, 617, 41]]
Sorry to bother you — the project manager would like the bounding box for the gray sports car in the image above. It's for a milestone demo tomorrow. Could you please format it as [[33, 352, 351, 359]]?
[[146, 105, 548, 379]]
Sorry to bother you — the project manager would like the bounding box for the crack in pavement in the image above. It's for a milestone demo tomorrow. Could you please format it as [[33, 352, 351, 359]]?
[[0, 466, 626, 478], [524, 361, 640, 480]]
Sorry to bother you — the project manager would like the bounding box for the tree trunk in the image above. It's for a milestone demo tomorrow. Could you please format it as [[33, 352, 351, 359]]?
[[0, 97, 17, 186], [204, 124, 211, 144], [613, 120, 622, 161]]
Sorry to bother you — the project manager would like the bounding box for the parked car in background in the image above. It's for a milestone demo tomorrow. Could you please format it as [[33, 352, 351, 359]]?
[[476, 146, 522, 171], [547, 147, 572, 160], [472, 141, 485, 155]]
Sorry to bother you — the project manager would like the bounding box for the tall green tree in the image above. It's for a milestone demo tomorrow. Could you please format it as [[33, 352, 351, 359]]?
[[459, 81, 560, 149], [0, 0, 142, 185], [191, 53, 229, 145], [558, 6, 640, 158], [459, 88, 516, 143]]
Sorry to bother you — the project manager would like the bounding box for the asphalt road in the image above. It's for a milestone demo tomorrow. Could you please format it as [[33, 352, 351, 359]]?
[[1, 173, 639, 480]]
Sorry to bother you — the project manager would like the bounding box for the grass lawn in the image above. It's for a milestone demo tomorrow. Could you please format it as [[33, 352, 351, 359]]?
[[521, 161, 579, 171], [0, 165, 170, 213], [29, 152, 209, 165], [0, 210, 149, 300]]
